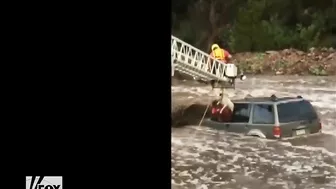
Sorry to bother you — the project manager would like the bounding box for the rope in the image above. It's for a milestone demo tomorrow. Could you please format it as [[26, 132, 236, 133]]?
[[197, 102, 211, 127], [198, 59, 226, 125], [189, 60, 226, 139], [171, 47, 231, 140], [187, 99, 211, 141]]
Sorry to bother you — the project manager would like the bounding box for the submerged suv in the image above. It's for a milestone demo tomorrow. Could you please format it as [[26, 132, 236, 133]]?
[[203, 95, 322, 139]]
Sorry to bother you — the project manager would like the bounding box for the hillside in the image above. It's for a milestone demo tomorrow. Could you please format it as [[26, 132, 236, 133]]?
[[233, 47, 335, 75]]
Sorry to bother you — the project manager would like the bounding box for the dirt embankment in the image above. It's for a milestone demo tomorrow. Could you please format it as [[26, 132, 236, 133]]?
[[172, 103, 211, 127], [171, 96, 212, 127], [232, 47, 336, 75]]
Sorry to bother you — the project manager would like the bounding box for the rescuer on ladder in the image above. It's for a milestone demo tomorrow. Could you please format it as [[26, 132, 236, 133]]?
[[208, 43, 233, 87], [209, 44, 235, 119], [209, 44, 232, 72]]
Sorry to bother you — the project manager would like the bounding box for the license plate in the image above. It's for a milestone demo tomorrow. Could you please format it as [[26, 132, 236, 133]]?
[[296, 129, 306, 135]]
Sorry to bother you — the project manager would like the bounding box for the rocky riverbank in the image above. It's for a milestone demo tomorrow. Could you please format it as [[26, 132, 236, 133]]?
[[232, 47, 335, 75]]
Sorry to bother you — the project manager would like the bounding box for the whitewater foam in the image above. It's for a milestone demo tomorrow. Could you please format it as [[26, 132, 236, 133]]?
[[172, 76, 336, 189]]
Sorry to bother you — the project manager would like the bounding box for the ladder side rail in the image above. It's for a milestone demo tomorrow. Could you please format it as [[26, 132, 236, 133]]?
[[174, 66, 222, 81], [171, 49, 175, 76], [174, 62, 226, 82], [174, 67, 209, 79], [174, 64, 209, 79], [172, 50, 227, 81], [216, 62, 225, 78], [173, 40, 213, 76], [174, 49, 209, 75], [171, 39, 178, 76], [171, 39, 179, 64], [197, 54, 205, 69], [171, 35, 227, 79], [174, 48, 219, 79]]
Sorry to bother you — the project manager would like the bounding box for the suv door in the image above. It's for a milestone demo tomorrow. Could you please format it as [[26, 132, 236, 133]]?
[[277, 100, 320, 137], [226, 103, 251, 134]]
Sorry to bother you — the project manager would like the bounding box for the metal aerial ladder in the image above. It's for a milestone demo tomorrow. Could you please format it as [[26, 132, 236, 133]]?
[[171, 35, 243, 89]]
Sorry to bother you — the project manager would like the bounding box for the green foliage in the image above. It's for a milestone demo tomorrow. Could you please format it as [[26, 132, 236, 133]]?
[[172, 0, 336, 52], [309, 65, 328, 76], [176, 21, 196, 45], [228, 0, 330, 52]]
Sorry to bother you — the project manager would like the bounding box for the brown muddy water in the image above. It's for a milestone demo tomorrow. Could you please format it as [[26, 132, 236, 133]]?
[[171, 75, 336, 189]]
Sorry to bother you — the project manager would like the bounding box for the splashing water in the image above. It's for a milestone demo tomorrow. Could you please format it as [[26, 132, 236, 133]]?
[[172, 76, 336, 189]]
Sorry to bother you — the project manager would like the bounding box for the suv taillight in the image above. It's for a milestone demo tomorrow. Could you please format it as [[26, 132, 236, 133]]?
[[273, 126, 281, 138]]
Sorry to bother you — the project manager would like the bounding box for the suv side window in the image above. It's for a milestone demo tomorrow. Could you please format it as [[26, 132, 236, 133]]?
[[277, 100, 317, 123], [231, 103, 251, 123], [252, 104, 275, 124]]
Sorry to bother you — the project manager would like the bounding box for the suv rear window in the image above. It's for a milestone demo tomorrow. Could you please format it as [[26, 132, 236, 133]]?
[[277, 100, 317, 123], [252, 104, 275, 124]]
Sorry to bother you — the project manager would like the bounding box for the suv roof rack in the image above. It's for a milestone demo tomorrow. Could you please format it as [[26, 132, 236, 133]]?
[[270, 94, 277, 101], [244, 94, 253, 98]]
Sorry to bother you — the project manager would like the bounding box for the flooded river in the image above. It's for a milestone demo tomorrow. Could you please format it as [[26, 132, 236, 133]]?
[[171, 76, 336, 189]]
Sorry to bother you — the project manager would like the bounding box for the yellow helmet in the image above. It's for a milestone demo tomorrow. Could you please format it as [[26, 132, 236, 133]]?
[[211, 44, 220, 51]]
